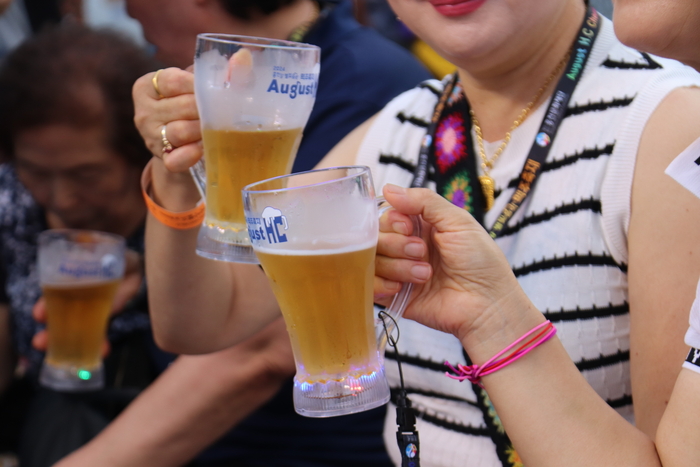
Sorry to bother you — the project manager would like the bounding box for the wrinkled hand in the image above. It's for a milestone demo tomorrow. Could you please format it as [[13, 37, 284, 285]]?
[[32, 250, 144, 354], [375, 185, 528, 342], [133, 67, 202, 172]]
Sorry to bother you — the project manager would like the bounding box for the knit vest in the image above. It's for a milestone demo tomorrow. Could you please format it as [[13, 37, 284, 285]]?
[[356, 17, 700, 467]]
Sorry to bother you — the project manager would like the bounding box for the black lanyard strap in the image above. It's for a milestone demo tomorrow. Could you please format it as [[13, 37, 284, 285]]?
[[488, 6, 601, 238], [410, 6, 601, 240]]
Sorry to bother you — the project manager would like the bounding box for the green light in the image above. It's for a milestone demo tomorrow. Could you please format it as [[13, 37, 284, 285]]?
[[77, 369, 92, 380]]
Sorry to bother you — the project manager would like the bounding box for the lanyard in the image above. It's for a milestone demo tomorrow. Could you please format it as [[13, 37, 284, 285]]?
[[411, 6, 601, 239], [488, 6, 600, 238]]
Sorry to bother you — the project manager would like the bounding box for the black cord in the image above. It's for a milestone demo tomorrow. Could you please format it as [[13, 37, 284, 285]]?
[[379, 310, 420, 467]]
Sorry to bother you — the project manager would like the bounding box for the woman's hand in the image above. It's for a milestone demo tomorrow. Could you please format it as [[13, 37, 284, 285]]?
[[375, 185, 534, 343], [133, 67, 202, 173]]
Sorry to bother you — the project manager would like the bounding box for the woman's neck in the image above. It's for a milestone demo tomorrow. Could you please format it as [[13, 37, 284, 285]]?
[[458, 1, 586, 142]]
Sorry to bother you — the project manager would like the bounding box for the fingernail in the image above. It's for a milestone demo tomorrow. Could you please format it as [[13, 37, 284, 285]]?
[[392, 222, 408, 235], [384, 184, 406, 195], [404, 242, 424, 259], [382, 279, 401, 293], [411, 264, 431, 280]]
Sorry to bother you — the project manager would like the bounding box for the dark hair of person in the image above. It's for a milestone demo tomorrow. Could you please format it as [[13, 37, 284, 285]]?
[[218, 0, 300, 20], [0, 24, 160, 168]]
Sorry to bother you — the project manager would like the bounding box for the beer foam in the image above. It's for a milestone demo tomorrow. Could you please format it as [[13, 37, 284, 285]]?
[[253, 239, 376, 256], [195, 48, 317, 131]]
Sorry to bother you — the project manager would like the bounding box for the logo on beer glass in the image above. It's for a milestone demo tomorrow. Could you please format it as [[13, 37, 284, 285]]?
[[247, 206, 289, 245], [58, 254, 119, 280]]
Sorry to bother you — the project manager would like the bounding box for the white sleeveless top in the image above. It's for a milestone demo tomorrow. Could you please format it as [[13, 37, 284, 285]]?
[[355, 16, 700, 467]]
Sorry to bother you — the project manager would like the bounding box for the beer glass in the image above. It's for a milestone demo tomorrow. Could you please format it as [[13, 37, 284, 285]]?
[[37, 230, 125, 391], [243, 166, 420, 417], [191, 34, 320, 263]]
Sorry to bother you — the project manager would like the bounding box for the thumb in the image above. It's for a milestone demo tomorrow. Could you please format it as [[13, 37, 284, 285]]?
[[382, 185, 477, 234]]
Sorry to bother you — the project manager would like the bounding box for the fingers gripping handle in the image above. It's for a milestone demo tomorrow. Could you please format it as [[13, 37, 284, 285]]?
[[376, 196, 422, 349], [190, 159, 207, 200]]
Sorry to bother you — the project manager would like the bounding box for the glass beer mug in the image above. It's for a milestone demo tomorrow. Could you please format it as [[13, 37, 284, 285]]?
[[37, 229, 125, 391], [191, 33, 320, 263], [243, 166, 420, 417]]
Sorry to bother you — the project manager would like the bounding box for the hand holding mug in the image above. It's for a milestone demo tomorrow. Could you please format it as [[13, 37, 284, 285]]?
[[133, 67, 202, 172], [376, 185, 537, 346]]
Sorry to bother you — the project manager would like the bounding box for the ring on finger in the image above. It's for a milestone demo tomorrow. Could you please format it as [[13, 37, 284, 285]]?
[[152, 69, 165, 99], [161, 125, 173, 156]]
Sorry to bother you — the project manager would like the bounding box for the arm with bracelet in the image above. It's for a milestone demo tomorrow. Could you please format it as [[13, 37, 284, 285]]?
[[376, 186, 662, 467], [134, 69, 284, 354], [378, 183, 700, 467]]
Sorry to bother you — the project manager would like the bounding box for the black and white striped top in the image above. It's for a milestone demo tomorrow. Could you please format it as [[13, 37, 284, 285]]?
[[356, 17, 700, 467]]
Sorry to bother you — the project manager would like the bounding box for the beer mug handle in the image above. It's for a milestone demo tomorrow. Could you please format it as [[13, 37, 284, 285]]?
[[190, 159, 207, 200], [376, 196, 422, 350]]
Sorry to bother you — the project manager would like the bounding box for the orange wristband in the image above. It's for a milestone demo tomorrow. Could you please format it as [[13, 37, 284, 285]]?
[[141, 159, 205, 230]]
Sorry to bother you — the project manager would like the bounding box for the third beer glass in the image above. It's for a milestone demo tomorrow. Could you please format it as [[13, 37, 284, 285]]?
[[243, 167, 419, 417], [192, 34, 320, 263], [38, 229, 125, 391]]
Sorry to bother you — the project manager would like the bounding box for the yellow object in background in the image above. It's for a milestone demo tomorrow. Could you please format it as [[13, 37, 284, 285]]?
[[411, 39, 456, 79]]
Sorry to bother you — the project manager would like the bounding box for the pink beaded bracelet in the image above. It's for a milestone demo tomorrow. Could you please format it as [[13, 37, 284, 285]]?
[[445, 320, 556, 388]]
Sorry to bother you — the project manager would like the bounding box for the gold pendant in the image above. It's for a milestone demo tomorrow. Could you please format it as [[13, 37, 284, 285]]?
[[479, 174, 495, 211]]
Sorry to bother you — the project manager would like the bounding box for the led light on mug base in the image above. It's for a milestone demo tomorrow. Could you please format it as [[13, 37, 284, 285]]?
[[37, 229, 125, 392], [191, 34, 320, 264], [243, 166, 419, 417], [40, 365, 104, 391]]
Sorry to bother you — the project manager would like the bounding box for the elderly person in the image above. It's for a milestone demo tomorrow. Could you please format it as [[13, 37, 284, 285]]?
[[0, 24, 160, 466]]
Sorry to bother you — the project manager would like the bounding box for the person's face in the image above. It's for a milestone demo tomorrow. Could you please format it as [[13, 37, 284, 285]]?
[[125, 0, 202, 68], [386, 0, 575, 72], [14, 124, 141, 232], [612, 0, 700, 70]]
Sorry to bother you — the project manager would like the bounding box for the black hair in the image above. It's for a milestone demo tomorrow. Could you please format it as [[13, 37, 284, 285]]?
[[0, 24, 160, 168], [218, 0, 300, 20]]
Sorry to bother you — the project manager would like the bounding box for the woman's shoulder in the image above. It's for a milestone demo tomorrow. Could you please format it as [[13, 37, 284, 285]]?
[[591, 17, 700, 89]]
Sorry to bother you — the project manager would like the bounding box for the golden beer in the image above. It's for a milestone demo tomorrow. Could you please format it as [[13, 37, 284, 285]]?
[[203, 127, 302, 233], [256, 245, 378, 383], [43, 280, 119, 370]]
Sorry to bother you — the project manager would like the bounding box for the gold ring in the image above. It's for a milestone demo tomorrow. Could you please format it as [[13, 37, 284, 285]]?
[[152, 69, 164, 99], [161, 125, 173, 155]]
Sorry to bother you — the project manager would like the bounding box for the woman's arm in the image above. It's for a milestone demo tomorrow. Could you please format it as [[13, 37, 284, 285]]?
[[134, 69, 288, 353], [656, 368, 700, 467], [627, 86, 700, 437], [378, 187, 661, 467], [53, 319, 294, 467]]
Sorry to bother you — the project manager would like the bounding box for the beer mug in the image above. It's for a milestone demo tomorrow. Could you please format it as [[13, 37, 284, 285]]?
[[37, 230, 125, 391], [243, 166, 420, 417], [191, 33, 320, 263]]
